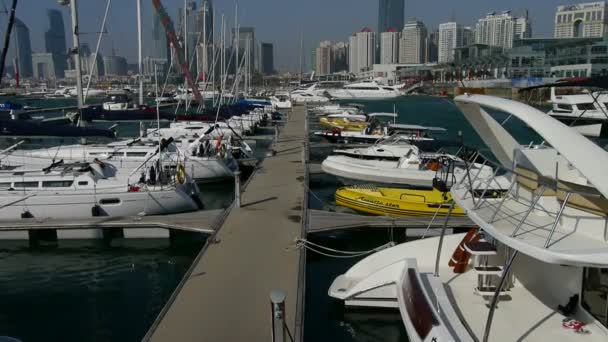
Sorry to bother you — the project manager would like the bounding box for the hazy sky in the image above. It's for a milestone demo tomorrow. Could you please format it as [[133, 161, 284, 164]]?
[[1, 0, 574, 72]]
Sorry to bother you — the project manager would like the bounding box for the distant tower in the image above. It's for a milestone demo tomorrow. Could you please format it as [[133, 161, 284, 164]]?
[[44, 9, 68, 78], [13, 18, 33, 78], [378, 0, 405, 33]]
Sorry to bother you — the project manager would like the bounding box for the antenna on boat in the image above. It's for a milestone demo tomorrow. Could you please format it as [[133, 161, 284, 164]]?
[[154, 62, 163, 185], [137, 0, 144, 105]]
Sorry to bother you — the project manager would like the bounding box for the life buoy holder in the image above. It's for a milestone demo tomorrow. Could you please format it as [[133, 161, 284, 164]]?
[[176, 163, 186, 184]]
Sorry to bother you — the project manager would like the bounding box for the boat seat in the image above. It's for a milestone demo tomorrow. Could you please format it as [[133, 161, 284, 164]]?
[[557, 180, 608, 217], [515, 166, 556, 196]]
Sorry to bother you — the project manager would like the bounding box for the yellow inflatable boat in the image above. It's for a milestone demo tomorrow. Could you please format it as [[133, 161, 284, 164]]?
[[335, 185, 466, 217], [319, 117, 368, 131]]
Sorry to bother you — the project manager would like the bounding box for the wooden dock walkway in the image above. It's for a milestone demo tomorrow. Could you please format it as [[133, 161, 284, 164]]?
[[145, 106, 306, 342]]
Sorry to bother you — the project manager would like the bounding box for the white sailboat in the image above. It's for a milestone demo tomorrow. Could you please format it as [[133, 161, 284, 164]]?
[[328, 94, 608, 341]]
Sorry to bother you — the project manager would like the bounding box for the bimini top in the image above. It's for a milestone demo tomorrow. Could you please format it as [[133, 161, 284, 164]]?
[[455, 94, 608, 199]]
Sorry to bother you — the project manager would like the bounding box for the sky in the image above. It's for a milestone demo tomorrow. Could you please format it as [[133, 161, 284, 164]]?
[[0, 0, 578, 72]]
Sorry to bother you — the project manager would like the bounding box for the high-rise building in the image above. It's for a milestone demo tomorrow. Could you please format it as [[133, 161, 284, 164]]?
[[88, 53, 105, 77], [315, 41, 332, 75], [259, 42, 274, 75], [179, 1, 198, 74], [378, 0, 405, 33], [103, 55, 128, 76], [380, 28, 400, 64], [32, 53, 55, 79], [196, 0, 213, 79], [348, 34, 358, 74], [425, 30, 439, 63], [356, 28, 376, 73], [438, 22, 463, 63], [515, 11, 532, 39], [232, 27, 256, 72], [332, 42, 349, 73], [474, 11, 516, 49], [13, 18, 32, 78], [554, 1, 607, 38], [152, 12, 171, 62], [44, 9, 67, 78], [463, 27, 475, 46], [400, 20, 427, 64]]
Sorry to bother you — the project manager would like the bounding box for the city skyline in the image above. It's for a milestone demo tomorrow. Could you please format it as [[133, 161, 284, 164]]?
[[0, 0, 598, 73]]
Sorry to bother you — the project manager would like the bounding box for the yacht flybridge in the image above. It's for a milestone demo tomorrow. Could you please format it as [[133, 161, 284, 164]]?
[[328, 94, 608, 341], [326, 80, 403, 100]]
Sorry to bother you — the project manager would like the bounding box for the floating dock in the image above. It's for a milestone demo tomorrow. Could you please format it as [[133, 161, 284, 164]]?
[[145, 106, 307, 342]]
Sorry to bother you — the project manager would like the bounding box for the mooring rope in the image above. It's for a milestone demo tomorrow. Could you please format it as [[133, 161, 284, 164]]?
[[295, 238, 394, 258]]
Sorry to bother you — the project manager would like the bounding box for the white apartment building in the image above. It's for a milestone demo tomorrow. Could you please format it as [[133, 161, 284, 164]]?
[[356, 28, 376, 73], [438, 22, 463, 63], [475, 11, 516, 49], [400, 20, 427, 64], [315, 41, 332, 75], [515, 14, 532, 39], [554, 1, 608, 38], [380, 29, 400, 64], [348, 35, 358, 74]]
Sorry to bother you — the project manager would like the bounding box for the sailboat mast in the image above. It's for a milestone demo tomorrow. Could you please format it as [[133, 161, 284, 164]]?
[[136, 0, 144, 105], [183, 0, 188, 105], [299, 25, 303, 83], [0, 0, 18, 85], [234, 4, 238, 97], [69, 0, 84, 112], [202, 1, 206, 110]]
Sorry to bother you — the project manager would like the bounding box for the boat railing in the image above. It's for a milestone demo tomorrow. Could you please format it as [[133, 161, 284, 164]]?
[[454, 147, 604, 248]]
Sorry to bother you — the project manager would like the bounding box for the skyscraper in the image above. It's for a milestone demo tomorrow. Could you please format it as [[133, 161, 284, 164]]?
[[554, 2, 606, 38], [196, 0, 214, 79], [438, 22, 463, 63], [425, 30, 439, 63], [474, 11, 516, 49], [44, 9, 67, 78], [315, 41, 332, 75], [332, 42, 349, 72], [514, 11, 532, 39], [232, 27, 256, 72], [13, 18, 33, 78], [400, 20, 427, 64], [32, 53, 55, 79], [356, 28, 376, 73], [259, 42, 274, 75], [380, 29, 400, 64], [152, 12, 171, 62], [348, 34, 358, 74], [378, 0, 405, 33]]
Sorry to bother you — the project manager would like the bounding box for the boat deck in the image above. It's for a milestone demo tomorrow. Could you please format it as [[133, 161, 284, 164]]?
[[144, 106, 306, 341]]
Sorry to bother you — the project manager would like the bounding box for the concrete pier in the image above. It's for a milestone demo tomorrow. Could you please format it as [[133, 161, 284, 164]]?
[[145, 106, 306, 342]]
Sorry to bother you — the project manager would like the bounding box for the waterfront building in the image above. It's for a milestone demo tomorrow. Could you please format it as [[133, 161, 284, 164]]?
[[315, 41, 332, 76], [380, 29, 400, 64], [196, 0, 213, 79], [143, 56, 169, 78], [378, 0, 404, 34], [179, 1, 198, 75], [311, 48, 317, 72], [474, 11, 516, 49], [438, 22, 463, 63], [32, 53, 55, 80], [87, 53, 105, 77], [103, 55, 128, 76], [554, 1, 608, 38], [400, 20, 427, 64], [13, 18, 32, 78], [44, 9, 67, 79]]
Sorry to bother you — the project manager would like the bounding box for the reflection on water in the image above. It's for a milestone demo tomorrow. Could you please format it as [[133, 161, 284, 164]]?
[[0, 238, 205, 342]]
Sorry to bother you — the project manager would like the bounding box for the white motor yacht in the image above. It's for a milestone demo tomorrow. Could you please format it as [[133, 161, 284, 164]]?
[[290, 84, 330, 104], [0, 160, 200, 221], [322, 141, 492, 186], [547, 87, 608, 137], [270, 91, 293, 110], [326, 80, 403, 100], [329, 94, 608, 341]]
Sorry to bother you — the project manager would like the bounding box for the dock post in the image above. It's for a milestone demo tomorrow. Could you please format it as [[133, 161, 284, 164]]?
[[234, 171, 242, 209], [270, 289, 286, 342], [274, 125, 279, 144]]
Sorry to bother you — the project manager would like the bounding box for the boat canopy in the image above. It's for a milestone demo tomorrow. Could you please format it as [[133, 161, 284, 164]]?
[[519, 76, 608, 92], [389, 124, 447, 132], [455, 94, 608, 199]]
